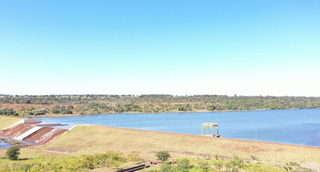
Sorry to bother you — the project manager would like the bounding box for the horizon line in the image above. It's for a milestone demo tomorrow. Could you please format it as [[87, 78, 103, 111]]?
[[1, 94, 320, 98]]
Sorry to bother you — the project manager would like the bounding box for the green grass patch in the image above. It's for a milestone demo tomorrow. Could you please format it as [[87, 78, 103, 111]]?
[[0, 152, 143, 172]]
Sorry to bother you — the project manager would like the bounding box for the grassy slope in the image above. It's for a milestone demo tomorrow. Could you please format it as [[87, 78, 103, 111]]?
[[45, 125, 320, 167], [0, 116, 22, 130], [0, 123, 319, 171]]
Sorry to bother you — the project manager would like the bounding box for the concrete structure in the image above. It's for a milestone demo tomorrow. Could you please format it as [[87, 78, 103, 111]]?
[[14, 126, 42, 140], [201, 123, 220, 137]]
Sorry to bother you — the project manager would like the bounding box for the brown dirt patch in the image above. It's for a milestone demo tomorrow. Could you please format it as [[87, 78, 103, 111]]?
[[46, 147, 77, 153], [1, 124, 35, 137], [275, 148, 285, 152], [24, 127, 54, 142], [24, 127, 68, 144], [42, 129, 68, 144], [233, 145, 267, 153]]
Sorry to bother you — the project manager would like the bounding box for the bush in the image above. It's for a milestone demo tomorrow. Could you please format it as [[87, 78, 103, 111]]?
[[6, 146, 20, 160], [31, 108, 48, 115], [159, 163, 174, 172], [156, 151, 170, 162], [177, 158, 191, 172], [178, 104, 192, 111], [0, 108, 16, 116], [52, 106, 73, 114]]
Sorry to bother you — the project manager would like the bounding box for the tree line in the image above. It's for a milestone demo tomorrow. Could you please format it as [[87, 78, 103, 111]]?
[[0, 95, 320, 116]]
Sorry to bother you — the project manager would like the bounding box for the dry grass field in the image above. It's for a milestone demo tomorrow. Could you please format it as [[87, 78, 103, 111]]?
[[0, 116, 22, 130], [44, 125, 320, 167]]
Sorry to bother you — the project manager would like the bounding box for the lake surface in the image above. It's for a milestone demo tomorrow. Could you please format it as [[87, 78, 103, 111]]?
[[0, 141, 12, 149], [35, 109, 320, 147]]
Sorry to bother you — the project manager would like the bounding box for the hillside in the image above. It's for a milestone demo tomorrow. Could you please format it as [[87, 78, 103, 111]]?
[[46, 125, 320, 166]]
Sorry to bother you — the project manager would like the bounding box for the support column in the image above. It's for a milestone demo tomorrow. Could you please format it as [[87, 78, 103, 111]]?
[[211, 126, 214, 136], [201, 126, 203, 136], [217, 126, 219, 136]]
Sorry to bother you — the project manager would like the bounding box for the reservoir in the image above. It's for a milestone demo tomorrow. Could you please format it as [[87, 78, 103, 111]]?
[[0, 141, 12, 149], [35, 109, 320, 147]]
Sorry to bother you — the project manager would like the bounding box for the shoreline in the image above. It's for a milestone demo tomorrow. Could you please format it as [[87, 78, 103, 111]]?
[[87, 124, 320, 150], [28, 107, 319, 118]]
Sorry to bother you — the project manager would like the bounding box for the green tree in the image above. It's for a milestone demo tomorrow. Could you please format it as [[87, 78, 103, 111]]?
[[6, 146, 20, 160], [156, 151, 170, 162]]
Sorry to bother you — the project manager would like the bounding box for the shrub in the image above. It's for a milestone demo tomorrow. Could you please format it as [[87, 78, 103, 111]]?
[[159, 163, 174, 172], [31, 108, 48, 115], [52, 106, 73, 114], [6, 146, 20, 160], [156, 151, 170, 162], [177, 158, 191, 172], [199, 159, 209, 172], [0, 108, 16, 116]]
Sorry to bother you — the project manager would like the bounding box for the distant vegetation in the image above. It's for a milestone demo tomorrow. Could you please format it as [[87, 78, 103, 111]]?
[[0, 108, 18, 116], [52, 105, 73, 114], [0, 94, 320, 115]]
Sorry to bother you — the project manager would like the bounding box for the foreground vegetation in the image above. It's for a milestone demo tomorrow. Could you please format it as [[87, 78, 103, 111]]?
[[1, 95, 320, 116], [0, 152, 143, 172], [0, 151, 314, 172], [151, 156, 314, 172]]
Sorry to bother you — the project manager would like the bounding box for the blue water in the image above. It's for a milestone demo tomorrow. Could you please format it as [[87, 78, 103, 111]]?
[[0, 141, 12, 149], [35, 109, 320, 147]]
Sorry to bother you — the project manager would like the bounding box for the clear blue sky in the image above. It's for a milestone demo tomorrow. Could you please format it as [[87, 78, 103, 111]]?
[[0, 0, 319, 96]]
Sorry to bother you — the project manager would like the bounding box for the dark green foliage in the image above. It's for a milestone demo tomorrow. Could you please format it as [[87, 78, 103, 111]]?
[[207, 105, 216, 111], [6, 146, 20, 160], [52, 106, 73, 114], [31, 109, 48, 115], [178, 104, 192, 111], [156, 151, 170, 161], [0, 108, 17, 116], [76, 103, 113, 115]]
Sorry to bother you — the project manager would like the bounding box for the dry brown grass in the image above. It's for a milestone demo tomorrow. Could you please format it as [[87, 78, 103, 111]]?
[[0, 116, 22, 129], [43, 125, 320, 167]]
